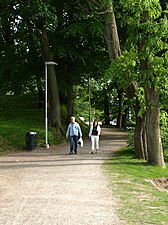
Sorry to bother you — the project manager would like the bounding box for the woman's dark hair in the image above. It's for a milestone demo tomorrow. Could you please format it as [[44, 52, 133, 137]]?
[[93, 120, 98, 126]]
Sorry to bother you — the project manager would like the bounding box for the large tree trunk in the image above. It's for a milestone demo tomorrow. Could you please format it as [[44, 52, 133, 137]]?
[[102, 4, 149, 161], [103, 4, 124, 128], [103, 4, 121, 59], [40, 27, 63, 137], [145, 88, 165, 168], [137, 10, 165, 166], [103, 4, 148, 156]]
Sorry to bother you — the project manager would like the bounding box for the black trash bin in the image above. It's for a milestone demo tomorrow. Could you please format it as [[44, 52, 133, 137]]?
[[26, 132, 37, 150]]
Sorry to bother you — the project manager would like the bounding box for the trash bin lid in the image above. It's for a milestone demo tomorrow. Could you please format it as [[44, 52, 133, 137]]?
[[26, 131, 37, 135], [29, 132, 37, 134]]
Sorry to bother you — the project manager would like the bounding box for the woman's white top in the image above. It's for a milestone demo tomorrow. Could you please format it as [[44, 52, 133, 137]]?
[[89, 124, 101, 137]]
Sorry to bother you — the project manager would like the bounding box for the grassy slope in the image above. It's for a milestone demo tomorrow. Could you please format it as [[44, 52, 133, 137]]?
[[0, 95, 63, 153], [0, 95, 89, 153], [104, 147, 168, 225]]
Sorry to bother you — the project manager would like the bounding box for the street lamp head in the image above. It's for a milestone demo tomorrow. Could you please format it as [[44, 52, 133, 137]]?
[[45, 61, 58, 65]]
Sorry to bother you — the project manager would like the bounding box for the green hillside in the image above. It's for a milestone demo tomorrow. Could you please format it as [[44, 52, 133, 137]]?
[[0, 95, 61, 153]]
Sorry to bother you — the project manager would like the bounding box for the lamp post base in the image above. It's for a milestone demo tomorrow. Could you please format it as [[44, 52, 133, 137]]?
[[44, 144, 50, 149]]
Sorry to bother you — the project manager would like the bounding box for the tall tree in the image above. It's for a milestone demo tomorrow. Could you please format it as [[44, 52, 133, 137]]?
[[116, 0, 167, 167], [89, 0, 147, 158], [27, 0, 63, 135], [54, 0, 109, 122], [103, 2, 125, 127], [40, 27, 62, 133]]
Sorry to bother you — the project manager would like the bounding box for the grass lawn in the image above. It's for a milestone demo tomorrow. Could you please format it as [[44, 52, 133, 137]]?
[[0, 95, 63, 153], [104, 147, 168, 225], [0, 94, 89, 153]]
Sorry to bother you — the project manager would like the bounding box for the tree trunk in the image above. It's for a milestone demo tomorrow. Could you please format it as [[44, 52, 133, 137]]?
[[104, 94, 110, 125], [134, 104, 147, 159], [145, 87, 165, 167], [66, 78, 73, 124], [103, 4, 121, 59], [103, 4, 126, 129], [102, 3, 148, 160], [126, 82, 147, 159], [142, 119, 148, 161], [122, 102, 128, 130], [40, 27, 63, 137], [116, 89, 123, 128], [138, 9, 165, 166]]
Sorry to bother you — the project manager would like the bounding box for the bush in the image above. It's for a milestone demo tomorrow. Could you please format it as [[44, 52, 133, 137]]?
[[161, 128, 168, 163]]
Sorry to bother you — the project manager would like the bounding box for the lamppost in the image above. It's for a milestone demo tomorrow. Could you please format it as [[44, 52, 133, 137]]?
[[45, 61, 57, 148]]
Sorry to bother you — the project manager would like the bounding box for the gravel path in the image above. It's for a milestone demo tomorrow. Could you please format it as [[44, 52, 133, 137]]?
[[0, 127, 127, 225]]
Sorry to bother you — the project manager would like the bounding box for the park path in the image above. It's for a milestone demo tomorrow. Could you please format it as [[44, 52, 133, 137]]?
[[0, 127, 127, 225]]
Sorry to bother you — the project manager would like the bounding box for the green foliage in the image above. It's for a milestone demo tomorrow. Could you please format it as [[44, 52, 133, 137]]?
[[118, 0, 162, 29], [160, 110, 168, 162], [29, 0, 58, 31], [0, 0, 108, 96], [1, 0, 168, 146], [127, 130, 134, 147], [74, 82, 104, 122], [110, 0, 167, 91], [0, 0, 44, 95], [106, 48, 138, 88], [106, 17, 168, 89]]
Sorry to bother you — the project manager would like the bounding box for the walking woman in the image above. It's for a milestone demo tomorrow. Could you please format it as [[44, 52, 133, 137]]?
[[89, 120, 101, 154]]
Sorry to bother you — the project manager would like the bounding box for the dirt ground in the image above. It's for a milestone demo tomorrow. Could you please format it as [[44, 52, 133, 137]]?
[[0, 127, 128, 225], [150, 178, 168, 193]]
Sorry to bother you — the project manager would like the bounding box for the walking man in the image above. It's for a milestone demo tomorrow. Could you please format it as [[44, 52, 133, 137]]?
[[66, 116, 82, 154]]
